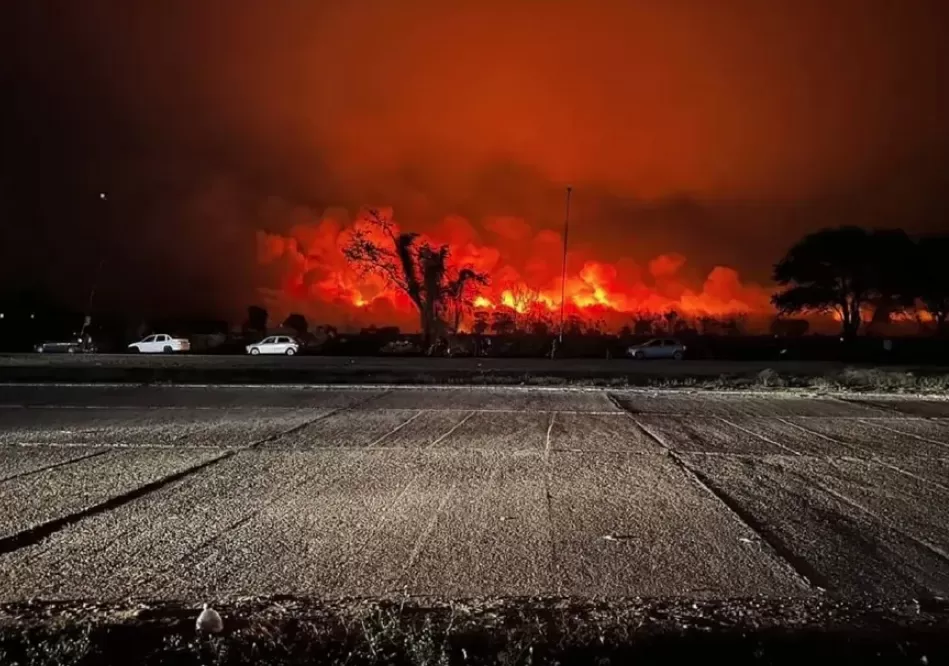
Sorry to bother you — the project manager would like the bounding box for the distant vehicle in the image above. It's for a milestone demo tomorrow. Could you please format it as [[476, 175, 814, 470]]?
[[626, 338, 686, 360], [35, 337, 96, 354], [246, 335, 299, 356], [128, 334, 191, 354]]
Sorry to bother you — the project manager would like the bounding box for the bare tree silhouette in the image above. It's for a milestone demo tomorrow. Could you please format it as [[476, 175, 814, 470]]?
[[344, 209, 488, 349]]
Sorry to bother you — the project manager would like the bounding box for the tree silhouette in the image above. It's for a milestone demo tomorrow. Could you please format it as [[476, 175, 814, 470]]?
[[917, 234, 949, 335], [772, 227, 913, 340], [282, 313, 308, 336], [564, 314, 584, 336], [585, 318, 608, 336], [244, 305, 268, 334], [698, 316, 723, 335], [867, 229, 918, 330], [722, 314, 746, 336], [490, 309, 516, 335], [445, 268, 490, 334], [344, 209, 488, 348], [530, 319, 550, 337], [472, 311, 490, 336], [632, 313, 657, 336], [505, 284, 540, 331]]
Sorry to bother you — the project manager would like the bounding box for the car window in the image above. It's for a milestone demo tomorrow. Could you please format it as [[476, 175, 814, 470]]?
[[262, 337, 274, 344], [663, 339, 676, 346], [143, 335, 155, 343], [647, 339, 662, 347], [275, 337, 286, 344], [157, 335, 168, 342]]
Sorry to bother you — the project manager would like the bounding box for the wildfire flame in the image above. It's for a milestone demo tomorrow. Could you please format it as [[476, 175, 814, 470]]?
[[257, 208, 773, 331]]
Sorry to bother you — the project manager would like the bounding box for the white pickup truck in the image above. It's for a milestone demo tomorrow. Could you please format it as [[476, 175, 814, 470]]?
[[127, 334, 191, 354]]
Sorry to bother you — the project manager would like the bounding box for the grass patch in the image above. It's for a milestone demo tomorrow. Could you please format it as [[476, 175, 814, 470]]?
[[6, 360, 949, 393], [432, 367, 949, 393], [0, 598, 946, 666], [811, 368, 949, 393]]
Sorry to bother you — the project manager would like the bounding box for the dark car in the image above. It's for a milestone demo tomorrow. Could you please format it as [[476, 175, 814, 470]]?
[[35, 336, 96, 354]]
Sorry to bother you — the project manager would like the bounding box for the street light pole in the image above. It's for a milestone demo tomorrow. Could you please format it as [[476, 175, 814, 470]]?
[[79, 192, 108, 348], [558, 186, 572, 343]]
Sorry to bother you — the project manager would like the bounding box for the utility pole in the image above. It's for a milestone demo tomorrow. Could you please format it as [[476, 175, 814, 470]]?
[[79, 192, 108, 348], [558, 186, 572, 343]]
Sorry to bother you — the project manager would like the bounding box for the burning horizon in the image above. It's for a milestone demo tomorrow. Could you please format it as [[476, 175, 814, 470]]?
[[7, 2, 949, 318], [256, 206, 773, 333]]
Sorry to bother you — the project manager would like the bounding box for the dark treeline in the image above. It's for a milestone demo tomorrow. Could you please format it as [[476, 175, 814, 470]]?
[[772, 227, 949, 339], [2, 224, 948, 357]]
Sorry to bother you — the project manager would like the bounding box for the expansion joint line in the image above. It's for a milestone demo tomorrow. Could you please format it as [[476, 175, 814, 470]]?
[[611, 401, 830, 593], [543, 411, 560, 594], [0, 390, 393, 556]]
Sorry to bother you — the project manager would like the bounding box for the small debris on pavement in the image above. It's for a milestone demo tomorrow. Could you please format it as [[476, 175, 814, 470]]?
[[196, 604, 223, 633]]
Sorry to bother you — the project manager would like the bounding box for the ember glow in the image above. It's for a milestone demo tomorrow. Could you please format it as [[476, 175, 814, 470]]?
[[257, 208, 772, 331]]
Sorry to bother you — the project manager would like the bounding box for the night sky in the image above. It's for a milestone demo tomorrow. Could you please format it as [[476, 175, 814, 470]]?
[[5, 0, 949, 324]]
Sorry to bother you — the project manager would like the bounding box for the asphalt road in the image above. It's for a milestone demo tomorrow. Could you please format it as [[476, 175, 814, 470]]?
[[1, 354, 843, 373], [1, 384, 948, 603], [0, 353, 857, 385]]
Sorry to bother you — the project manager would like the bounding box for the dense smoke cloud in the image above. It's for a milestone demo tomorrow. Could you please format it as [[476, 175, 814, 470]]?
[[5, 0, 949, 324]]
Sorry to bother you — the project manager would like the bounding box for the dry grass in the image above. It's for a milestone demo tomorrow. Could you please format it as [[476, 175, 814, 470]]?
[[434, 367, 949, 393], [0, 598, 944, 666]]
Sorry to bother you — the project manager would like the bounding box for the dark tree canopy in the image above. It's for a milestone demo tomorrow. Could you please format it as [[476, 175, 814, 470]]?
[[244, 305, 268, 333], [490, 310, 516, 335], [282, 313, 308, 336], [917, 234, 949, 334], [771, 226, 915, 339], [530, 320, 550, 337], [563, 314, 584, 336], [632, 313, 658, 336], [472, 311, 490, 336]]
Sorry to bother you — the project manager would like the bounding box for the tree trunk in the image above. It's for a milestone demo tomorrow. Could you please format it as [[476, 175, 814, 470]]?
[[840, 317, 857, 342], [839, 311, 858, 342], [839, 298, 862, 342], [420, 298, 443, 353], [419, 309, 432, 350]]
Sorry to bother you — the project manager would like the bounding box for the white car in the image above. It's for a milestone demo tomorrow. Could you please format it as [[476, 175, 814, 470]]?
[[626, 338, 686, 360], [246, 335, 299, 356], [128, 334, 191, 354]]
